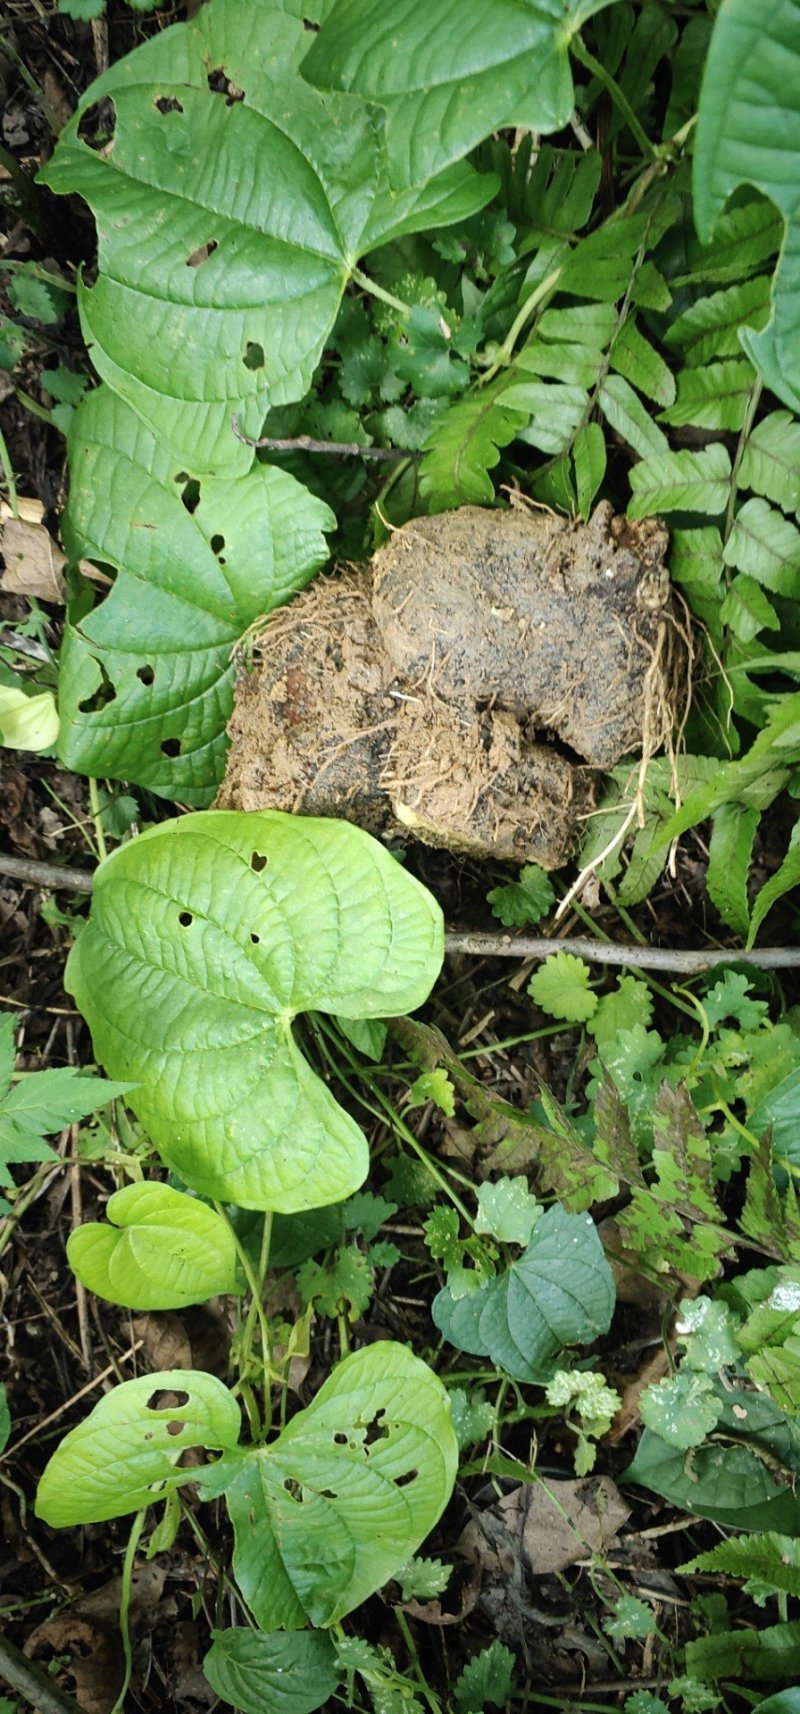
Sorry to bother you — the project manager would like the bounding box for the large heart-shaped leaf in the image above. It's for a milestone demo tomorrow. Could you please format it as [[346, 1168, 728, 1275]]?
[[65, 812, 444, 1211], [624, 1385, 800, 1535], [35, 1369, 241, 1526], [204, 1630, 340, 1714], [432, 1204, 615, 1383], [67, 1183, 243, 1310], [303, 0, 622, 190], [58, 387, 333, 802], [694, 0, 800, 415], [220, 1342, 458, 1627], [39, 0, 491, 475]]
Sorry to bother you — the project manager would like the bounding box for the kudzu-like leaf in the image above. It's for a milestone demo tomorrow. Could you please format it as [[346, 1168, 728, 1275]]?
[[36, 1369, 241, 1525], [694, 0, 800, 414], [303, 0, 622, 191], [40, 0, 489, 475], [432, 1204, 615, 1384], [65, 811, 443, 1211], [222, 1342, 458, 1627], [204, 1630, 340, 1714], [58, 387, 333, 802], [67, 1183, 243, 1310]]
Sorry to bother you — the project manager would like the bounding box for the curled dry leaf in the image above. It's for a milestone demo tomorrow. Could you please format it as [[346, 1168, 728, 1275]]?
[[0, 498, 67, 602]]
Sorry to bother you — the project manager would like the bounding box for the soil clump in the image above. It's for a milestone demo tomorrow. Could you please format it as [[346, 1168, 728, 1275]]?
[[218, 501, 681, 866]]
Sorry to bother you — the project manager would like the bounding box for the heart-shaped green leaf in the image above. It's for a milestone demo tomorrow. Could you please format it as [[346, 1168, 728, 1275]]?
[[67, 1182, 243, 1309], [694, 0, 800, 415], [39, 0, 491, 475], [303, 0, 622, 190], [204, 1630, 340, 1714], [58, 387, 333, 802], [65, 812, 444, 1211], [35, 1369, 241, 1526], [221, 1342, 458, 1627], [432, 1204, 615, 1382]]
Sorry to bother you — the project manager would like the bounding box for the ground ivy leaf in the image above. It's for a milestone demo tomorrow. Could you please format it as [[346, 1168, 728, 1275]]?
[[203, 1629, 340, 1714], [603, 1594, 655, 1640], [59, 387, 333, 802], [474, 1179, 541, 1247], [586, 976, 653, 1047], [432, 1203, 615, 1384], [529, 952, 598, 1023], [487, 863, 555, 928], [65, 811, 443, 1211], [67, 1182, 243, 1310], [452, 1641, 515, 1714], [35, 1369, 241, 1525], [639, 1370, 722, 1450], [304, 0, 623, 191], [225, 1342, 458, 1627]]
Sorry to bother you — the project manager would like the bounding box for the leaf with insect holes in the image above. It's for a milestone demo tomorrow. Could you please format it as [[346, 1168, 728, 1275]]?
[[67, 1183, 243, 1310], [65, 811, 443, 1212], [58, 386, 333, 803], [303, 0, 624, 190], [694, 0, 800, 415], [203, 1630, 340, 1714], [433, 1203, 615, 1384], [35, 1368, 242, 1525], [219, 1342, 458, 1628], [529, 953, 597, 1024], [40, 0, 491, 475]]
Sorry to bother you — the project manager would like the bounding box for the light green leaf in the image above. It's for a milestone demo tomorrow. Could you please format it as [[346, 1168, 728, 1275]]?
[[748, 823, 800, 946], [67, 1183, 243, 1310], [1, 1066, 132, 1137], [474, 1179, 541, 1247], [624, 1386, 800, 1533], [676, 1296, 740, 1371], [40, 0, 489, 475], [224, 1342, 458, 1627], [706, 803, 760, 936], [406, 1069, 455, 1118], [694, 0, 800, 414], [0, 686, 59, 754], [487, 863, 555, 928], [627, 444, 732, 518], [740, 411, 800, 512], [529, 952, 597, 1023], [36, 1369, 242, 1525], [419, 391, 528, 510], [598, 374, 670, 461], [572, 422, 606, 519], [609, 321, 675, 408], [686, 1621, 800, 1685], [504, 381, 588, 455], [453, 1641, 515, 1714], [65, 811, 443, 1211], [586, 976, 653, 1048], [660, 358, 755, 432], [604, 1595, 655, 1641], [678, 1534, 800, 1601], [397, 1556, 451, 1601], [723, 498, 800, 597], [652, 693, 800, 848], [58, 387, 333, 802], [303, 0, 622, 190], [665, 278, 771, 368], [719, 574, 780, 643], [203, 1630, 340, 1714], [432, 1204, 615, 1384]]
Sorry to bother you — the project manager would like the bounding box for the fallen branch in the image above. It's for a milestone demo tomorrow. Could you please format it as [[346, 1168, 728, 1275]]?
[[231, 415, 420, 459], [1, 854, 797, 970], [0, 1634, 89, 1714]]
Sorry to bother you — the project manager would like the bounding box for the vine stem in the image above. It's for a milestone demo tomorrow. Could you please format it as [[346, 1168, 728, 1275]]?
[[570, 35, 657, 160], [352, 267, 413, 318], [221, 1207, 273, 1438], [110, 1509, 147, 1714]]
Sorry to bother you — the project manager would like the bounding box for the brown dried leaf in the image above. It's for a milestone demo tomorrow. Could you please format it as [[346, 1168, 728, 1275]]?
[[523, 1476, 631, 1574], [0, 498, 67, 602], [26, 1615, 124, 1714]]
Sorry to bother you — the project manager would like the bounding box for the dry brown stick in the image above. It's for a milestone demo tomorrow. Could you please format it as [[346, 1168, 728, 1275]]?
[[445, 931, 800, 971], [1, 853, 797, 970], [231, 414, 420, 459]]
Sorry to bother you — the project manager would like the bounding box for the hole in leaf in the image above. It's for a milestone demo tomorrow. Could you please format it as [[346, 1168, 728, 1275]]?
[[161, 738, 181, 757], [180, 479, 201, 515], [243, 341, 265, 371], [166, 1420, 185, 1438], [147, 1389, 189, 1411], [178, 910, 193, 928], [155, 95, 184, 115], [317, 1488, 337, 1500], [174, 471, 189, 484], [186, 239, 218, 269], [395, 1469, 418, 1489], [78, 660, 117, 715], [282, 1478, 303, 1503], [210, 534, 225, 554], [363, 1411, 389, 1448], [250, 852, 268, 872], [333, 1431, 349, 1446], [250, 932, 260, 944], [207, 67, 245, 103], [136, 664, 155, 686], [78, 97, 116, 153]]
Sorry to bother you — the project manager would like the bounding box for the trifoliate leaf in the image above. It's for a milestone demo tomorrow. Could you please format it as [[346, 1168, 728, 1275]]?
[[487, 864, 556, 928], [529, 953, 597, 1024], [474, 1179, 541, 1247]]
